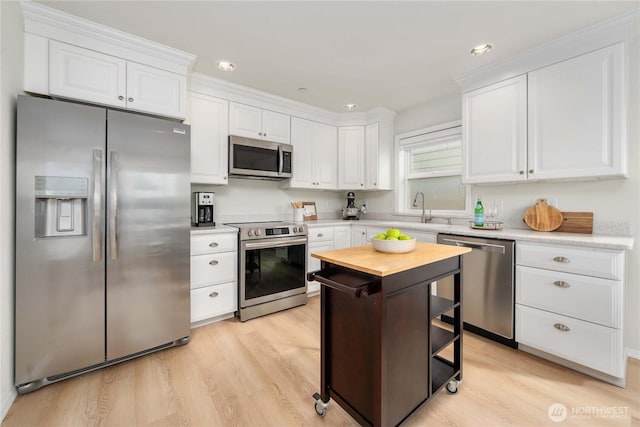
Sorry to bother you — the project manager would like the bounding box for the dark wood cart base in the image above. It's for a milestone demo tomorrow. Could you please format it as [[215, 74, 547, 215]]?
[[307, 250, 466, 427]]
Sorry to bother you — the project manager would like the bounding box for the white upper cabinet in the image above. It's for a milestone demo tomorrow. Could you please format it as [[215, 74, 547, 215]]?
[[338, 126, 365, 189], [126, 62, 186, 119], [314, 123, 339, 188], [186, 92, 229, 185], [49, 41, 127, 109], [289, 117, 338, 189], [462, 43, 626, 184], [462, 75, 528, 184], [229, 102, 290, 143], [23, 3, 195, 120], [527, 43, 626, 180], [47, 41, 187, 119]]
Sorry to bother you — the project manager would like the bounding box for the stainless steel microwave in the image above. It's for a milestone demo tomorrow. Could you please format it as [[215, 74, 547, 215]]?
[[229, 135, 293, 180]]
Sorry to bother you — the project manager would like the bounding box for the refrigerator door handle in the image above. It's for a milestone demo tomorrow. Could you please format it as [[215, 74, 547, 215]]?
[[92, 149, 103, 262], [109, 151, 119, 260]]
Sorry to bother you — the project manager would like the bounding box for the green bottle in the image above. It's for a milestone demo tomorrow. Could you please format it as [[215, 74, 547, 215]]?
[[474, 197, 484, 226]]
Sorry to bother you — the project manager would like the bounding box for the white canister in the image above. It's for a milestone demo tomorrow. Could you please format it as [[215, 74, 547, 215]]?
[[293, 208, 304, 223]]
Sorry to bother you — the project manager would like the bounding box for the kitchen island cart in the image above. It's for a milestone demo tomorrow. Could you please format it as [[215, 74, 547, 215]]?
[[308, 242, 470, 426]]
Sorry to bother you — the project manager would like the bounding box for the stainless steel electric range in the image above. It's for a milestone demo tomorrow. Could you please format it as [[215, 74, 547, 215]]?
[[225, 221, 308, 321]]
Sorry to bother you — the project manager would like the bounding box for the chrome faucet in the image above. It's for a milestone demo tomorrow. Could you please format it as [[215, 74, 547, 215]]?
[[412, 191, 432, 223]]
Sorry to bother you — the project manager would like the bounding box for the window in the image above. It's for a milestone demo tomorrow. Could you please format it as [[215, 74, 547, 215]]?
[[396, 121, 469, 215]]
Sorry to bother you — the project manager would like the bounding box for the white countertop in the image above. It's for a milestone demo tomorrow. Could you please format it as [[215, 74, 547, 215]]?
[[305, 219, 634, 250], [190, 224, 238, 235]]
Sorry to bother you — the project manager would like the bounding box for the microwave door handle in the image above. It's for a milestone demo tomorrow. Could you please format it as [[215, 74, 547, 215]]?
[[277, 145, 283, 176]]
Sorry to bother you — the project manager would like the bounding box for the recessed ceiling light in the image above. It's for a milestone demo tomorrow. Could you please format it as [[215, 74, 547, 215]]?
[[344, 103, 358, 110], [216, 61, 235, 71], [470, 43, 492, 56]]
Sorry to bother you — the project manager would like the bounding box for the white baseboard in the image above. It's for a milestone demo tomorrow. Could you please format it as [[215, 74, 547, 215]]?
[[1, 388, 17, 422], [625, 348, 640, 361]]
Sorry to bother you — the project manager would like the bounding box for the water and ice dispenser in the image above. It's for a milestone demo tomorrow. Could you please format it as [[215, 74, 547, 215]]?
[[34, 176, 88, 238]]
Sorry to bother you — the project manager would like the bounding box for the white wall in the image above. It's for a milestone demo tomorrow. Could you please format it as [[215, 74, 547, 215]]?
[[192, 180, 346, 223], [1, 1, 23, 420]]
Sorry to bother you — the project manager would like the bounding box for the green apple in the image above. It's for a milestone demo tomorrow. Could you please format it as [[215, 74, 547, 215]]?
[[385, 236, 399, 241], [373, 233, 387, 240], [398, 234, 412, 240], [386, 228, 401, 238]]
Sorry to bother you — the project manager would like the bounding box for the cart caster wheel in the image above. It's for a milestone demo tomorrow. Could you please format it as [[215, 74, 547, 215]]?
[[446, 380, 459, 394], [314, 401, 327, 416], [312, 392, 328, 417]]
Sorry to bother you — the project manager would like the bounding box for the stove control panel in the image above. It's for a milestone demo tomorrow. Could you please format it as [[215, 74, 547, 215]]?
[[243, 224, 307, 240]]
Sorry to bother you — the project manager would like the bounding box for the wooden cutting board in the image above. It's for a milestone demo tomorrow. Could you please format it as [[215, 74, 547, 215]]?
[[556, 212, 593, 234], [523, 199, 563, 231]]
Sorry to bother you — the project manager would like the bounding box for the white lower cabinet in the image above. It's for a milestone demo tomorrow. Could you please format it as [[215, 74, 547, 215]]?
[[515, 242, 625, 381], [307, 226, 335, 294], [351, 225, 367, 247], [334, 225, 351, 249], [190, 231, 238, 325], [191, 282, 237, 323]]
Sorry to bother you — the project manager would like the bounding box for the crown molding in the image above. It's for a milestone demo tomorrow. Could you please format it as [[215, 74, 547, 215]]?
[[190, 72, 396, 127], [21, 0, 196, 75], [454, 8, 639, 92]]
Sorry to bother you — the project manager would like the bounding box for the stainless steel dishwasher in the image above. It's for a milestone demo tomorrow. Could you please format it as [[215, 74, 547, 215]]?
[[437, 234, 516, 348]]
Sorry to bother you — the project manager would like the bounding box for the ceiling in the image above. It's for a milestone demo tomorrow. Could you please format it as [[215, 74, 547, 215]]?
[[37, 1, 638, 114]]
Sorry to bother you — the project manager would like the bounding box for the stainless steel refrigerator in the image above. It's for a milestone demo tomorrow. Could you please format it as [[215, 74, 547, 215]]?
[[15, 95, 191, 393]]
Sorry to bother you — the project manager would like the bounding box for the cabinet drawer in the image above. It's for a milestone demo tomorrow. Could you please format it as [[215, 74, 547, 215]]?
[[516, 243, 624, 280], [191, 233, 237, 255], [308, 226, 334, 243], [516, 266, 621, 328], [191, 282, 237, 323], [516, 305, 623, 377], [191, 252, 237, 289]]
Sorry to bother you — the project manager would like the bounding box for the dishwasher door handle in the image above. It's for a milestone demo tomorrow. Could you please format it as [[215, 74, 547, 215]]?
[[440, 238, 506, 254]]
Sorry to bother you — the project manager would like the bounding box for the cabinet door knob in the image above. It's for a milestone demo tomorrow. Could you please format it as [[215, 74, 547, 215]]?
[[263, 133, 267, 137], [317, 233, 323, 237], [128, 97, 134, 102], [553, 256, 570, 263], [529, 169, 534, 174], [519, 170, 524, 175], [258, 132, 263, 136], [224, 176, 227, 180], [553, 323, 570, 332], [209, 242, 219, 248], [118, 95, 124, 100], [553, 280, 570, 288], [209, 260, 219, 266], [209, 291, 219, 298]]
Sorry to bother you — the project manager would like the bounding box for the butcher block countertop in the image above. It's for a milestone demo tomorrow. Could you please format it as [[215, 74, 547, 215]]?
[[311, 242, 471, 277]]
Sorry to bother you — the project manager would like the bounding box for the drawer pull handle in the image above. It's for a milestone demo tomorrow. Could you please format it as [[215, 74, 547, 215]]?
[[209, 291, 219, 298], [553, 256, 570, 263], [317, 233, 323, 237], [209, 260, 219, 266], [554, 323, 570, 332], [209, 242, 219, 248], [554, 280, 570, 288]]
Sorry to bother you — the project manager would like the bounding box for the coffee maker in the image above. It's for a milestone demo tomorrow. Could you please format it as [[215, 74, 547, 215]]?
[[192, 192, 215, 227]]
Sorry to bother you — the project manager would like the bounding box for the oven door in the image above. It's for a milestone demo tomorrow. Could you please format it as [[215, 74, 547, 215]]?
[[239, 236, 307, 308]]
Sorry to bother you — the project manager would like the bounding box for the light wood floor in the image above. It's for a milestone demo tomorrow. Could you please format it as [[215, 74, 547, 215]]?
[[3, 295, 639, 426]]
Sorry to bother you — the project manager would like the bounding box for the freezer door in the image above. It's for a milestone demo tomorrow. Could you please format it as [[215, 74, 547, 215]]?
[[106, 110, 190, 360], [15, 96, 106, 385]]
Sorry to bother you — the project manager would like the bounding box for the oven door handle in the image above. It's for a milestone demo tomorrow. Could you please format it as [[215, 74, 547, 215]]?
[[243, 237, 308, 250]]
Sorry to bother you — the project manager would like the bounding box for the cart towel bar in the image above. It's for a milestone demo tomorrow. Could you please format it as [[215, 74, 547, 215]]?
[[307, 270, 378, 298]]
